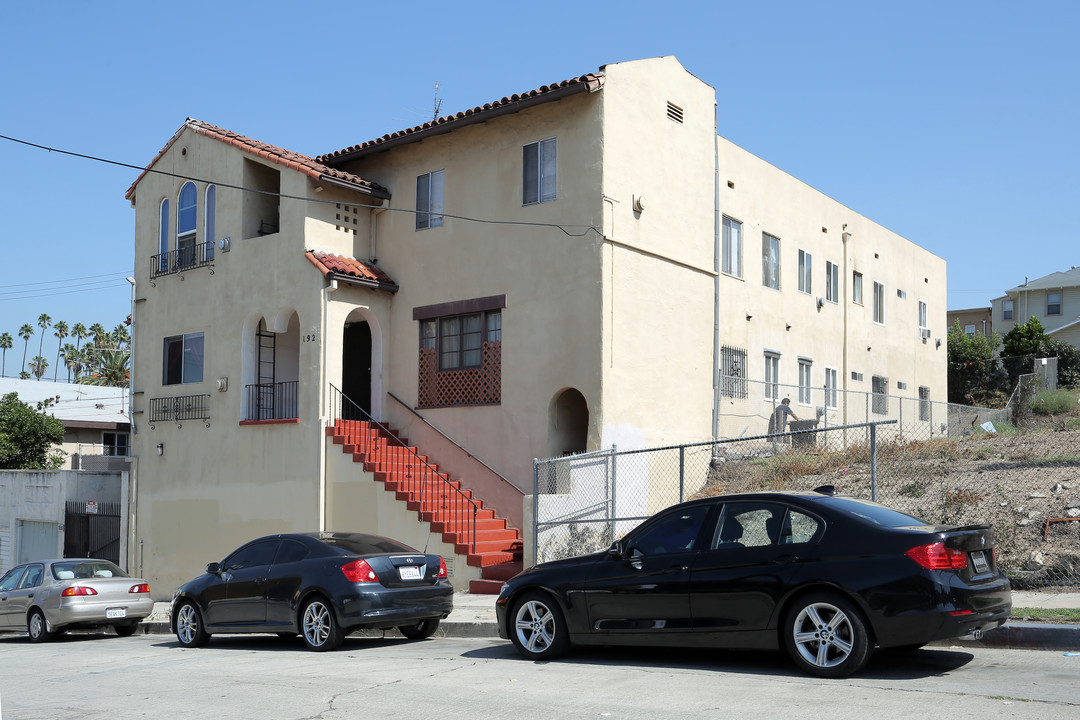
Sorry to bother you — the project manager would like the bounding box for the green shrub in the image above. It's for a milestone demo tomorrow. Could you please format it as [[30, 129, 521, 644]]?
[[1030, 389, 1076, 415]]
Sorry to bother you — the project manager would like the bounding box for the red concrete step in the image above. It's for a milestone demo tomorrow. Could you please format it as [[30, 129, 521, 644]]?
[[467, 551, 516, 567], [468, 578, 506, 594], [481, 561, 523, 582]]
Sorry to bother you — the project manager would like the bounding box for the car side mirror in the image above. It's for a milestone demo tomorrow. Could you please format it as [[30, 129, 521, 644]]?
[[205, 562, 221, 575], [607, 541, 624, 558]]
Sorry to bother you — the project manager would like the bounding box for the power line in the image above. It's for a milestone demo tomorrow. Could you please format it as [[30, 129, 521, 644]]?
[[0, 271, 132, 290], [0, 133, 602, 239]]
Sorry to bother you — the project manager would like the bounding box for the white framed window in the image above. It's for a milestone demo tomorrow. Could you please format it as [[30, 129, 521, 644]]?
[[798, 358, 812, 405], [897, 381, 907, 391], [825, 261, 839, 303], [177, 181, 197, 266], [873, 281, 885, 325], [918, 301, 928, 332], [852, 271, 863, 305], [762, 233, 780, 290], [416, 170, 445, 230], [523, 138, 556, 205], [1047, 292, 1062, 316], [722, 216, 742, 278], [721, 345, 747, 399], [871, 375, 888, 415], [204, 185, 216, 261], [764, 352, 780, 401], [798, 250, 812, 294], [851, 371, 863, 382], [162, 332, 204, 385], [824, 366, 838, 409], [965, 324, 976, 337], [1002, 299, 1014, 321], [919, 386, 931, 421]]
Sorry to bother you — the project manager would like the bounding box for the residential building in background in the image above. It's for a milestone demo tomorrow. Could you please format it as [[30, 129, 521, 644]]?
[[947, 307, 993, 339], [125, 56, 947, 597], [992, 266, 1080, 347]]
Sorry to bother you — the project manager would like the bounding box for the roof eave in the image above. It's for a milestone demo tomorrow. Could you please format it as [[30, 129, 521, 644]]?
[[318, 173, 391, 200], [328, 272, 399, 293]]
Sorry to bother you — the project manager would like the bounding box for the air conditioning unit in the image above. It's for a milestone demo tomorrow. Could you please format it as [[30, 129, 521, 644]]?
[[919, 328, 931, 340]]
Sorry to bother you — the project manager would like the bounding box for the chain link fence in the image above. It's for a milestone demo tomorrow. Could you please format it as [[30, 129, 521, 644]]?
[[535, 385, 1080, 588]]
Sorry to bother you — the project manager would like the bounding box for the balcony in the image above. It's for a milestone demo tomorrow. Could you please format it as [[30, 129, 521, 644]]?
[[150, 241, 215, 280], [149, 394, 211, 427], [243, 381, 299, 422]]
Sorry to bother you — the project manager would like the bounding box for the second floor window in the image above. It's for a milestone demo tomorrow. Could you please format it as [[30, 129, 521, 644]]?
[[852, 271, 863, 305], [873, 281, 885, 324], [798, 359, 812, 405], [1047, 292, 1062, 316], [1003, 299, 1014, 320], [523, 138, 556, 205], [826, 261, 839, 303], [798, 250, 812, 294], [421, 311, 502, 370], [163, 332, 205, 385], [762, 233, 780, 290], [918, 301, 928, 332], [722, 216, 742, 277], [416, 170, 445, 230]]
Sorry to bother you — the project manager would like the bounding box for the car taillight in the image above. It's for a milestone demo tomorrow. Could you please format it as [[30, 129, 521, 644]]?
[[129, 584, 150, 594], [341, 559, 380, 583], [905, 542, 968, 570], [437, 558, 448, 578], [62, 586, 98, 597]]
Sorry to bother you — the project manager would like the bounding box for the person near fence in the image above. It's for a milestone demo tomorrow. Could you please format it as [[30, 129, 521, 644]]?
[[768, 398, 798, 439]]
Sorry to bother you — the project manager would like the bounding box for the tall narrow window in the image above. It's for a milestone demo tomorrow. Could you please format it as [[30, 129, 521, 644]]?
[[798, 250, 812, 294], [919, 386, 931, 421], [918, 300, 928, 334], [764, 352, 780, 401], [177, 181, 197, 267], [204, 185, 216, 261], [871, 375, 888, 415], [721, 345, 747, 399], [722, 216, 742, 278], [852, 271, 863, 305], [824, 367, 838, 409], [158, 198, 169, 273], [873, 281, 885, 324], [523, 138, 556, 205], [762, 233, 780, 290], [1002, 299, 1014, 321], [798, 358, 812, 405], [416, 170, 445, 230], [1047, 292, 1062, 316], [825, 261, 839, 303]]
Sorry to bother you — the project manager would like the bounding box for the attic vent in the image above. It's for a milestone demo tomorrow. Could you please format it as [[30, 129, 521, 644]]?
[[667, 102, 684, 124]]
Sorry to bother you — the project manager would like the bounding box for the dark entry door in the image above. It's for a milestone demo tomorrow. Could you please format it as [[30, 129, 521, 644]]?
[[342, 321, 372, 416]]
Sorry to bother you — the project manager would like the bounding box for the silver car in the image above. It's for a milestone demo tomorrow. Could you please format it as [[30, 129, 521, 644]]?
[[0, 559, 153, 642]]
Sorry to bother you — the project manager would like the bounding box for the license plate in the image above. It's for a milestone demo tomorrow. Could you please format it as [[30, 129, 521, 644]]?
[[106, 607, 127, 619], [398, 566, 422, 581], [971, 550, 989, 574]]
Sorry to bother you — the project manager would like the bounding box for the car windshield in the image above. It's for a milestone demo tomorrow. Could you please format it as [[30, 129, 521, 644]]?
[[822, 497, 927, 527], [313, 533, 416, 556], [52, 560, 129, 580]]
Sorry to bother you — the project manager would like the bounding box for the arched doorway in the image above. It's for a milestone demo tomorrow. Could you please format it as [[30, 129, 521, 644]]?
[[548, 388, 589, 458], [341, 319, 371, 416]]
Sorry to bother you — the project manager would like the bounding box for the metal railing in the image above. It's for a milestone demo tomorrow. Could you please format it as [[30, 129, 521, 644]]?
[[150, 241, 215, 279], [149, 394, 211, 427], [328, 384, 479, 553], [245, 380, 299, 421]]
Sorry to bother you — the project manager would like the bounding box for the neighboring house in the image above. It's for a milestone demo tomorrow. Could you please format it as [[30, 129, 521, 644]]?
[[991, 266, 1080, 348], [0, 378, 131, 471], [126, 56, 946, 597], [947, 307, 993, 339]]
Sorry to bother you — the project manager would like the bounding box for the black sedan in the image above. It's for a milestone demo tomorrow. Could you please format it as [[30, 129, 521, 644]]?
[[171, 532, 453, 651], [496, 487, 1011, 677]]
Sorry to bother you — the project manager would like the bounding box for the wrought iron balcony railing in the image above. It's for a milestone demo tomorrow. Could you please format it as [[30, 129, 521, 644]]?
[[244, 380, 299, 421], [150, 241, 215, 280], [149, 394, 211, 427]]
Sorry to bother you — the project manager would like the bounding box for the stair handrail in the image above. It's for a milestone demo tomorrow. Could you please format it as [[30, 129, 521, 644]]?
[[328, 384, 478, 553]]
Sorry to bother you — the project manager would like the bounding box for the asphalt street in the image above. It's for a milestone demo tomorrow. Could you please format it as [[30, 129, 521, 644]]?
[[0, 634, 1078, 719]]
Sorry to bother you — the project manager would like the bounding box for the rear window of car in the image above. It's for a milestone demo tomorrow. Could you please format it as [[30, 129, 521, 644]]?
[[821, 497, 927, 527], [52, 560, 129, 580], [315, 533, 416, 556]]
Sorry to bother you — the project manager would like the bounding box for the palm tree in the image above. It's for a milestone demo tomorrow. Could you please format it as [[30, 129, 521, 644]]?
[[78, 348, 129, 387], [64, 345, 86, 382], [36, 314, 52, 375], [18, 323, 34, 375], [0, 332, 12, 377], [71, 322, 87, 353], [89, 322, 107, 350], [111, 323, 130, 350], [52, 321, 69, 381], [28, 355, 49, 380], [60, 343, 78, 382]]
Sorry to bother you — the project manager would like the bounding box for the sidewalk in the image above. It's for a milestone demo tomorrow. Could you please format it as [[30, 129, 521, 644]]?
[[139, 590, 1080, 649]]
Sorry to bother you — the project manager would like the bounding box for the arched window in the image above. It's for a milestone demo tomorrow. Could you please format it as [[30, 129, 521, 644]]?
[[177, 181, 197, 266], [158, 198, 170, 273], [204, 184, 216, 261]]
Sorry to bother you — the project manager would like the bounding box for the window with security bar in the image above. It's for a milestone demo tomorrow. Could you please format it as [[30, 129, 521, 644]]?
[[721, 345, 747, 399]]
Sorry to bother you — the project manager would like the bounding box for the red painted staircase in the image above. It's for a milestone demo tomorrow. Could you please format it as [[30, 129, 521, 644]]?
[[326, 419, 522, 593]]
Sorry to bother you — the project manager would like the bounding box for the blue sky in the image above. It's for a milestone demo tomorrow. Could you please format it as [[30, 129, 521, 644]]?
[[1, 1, 1076, 367]]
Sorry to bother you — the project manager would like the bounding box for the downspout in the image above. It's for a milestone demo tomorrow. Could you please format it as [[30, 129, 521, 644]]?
[[319, 277, 339, 532], [711, 104, 721, 442], [842, 227, 851, 429]]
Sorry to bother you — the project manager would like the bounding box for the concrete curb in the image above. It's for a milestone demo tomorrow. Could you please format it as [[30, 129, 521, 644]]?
[[136, 618, 501, 639]]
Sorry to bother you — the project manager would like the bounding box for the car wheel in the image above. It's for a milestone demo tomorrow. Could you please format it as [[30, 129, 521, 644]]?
[[783, 593, 871, 678], [398, 619, 440, 640], [175, 601, 210, 648], [114, 622, 139, 637], [301, 597, 344, 652], [27, 609, 54, 643], [509, 591, 569, 661]]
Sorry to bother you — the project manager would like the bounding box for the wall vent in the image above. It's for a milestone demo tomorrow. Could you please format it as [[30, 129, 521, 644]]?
[[667, 102, 684, 123]]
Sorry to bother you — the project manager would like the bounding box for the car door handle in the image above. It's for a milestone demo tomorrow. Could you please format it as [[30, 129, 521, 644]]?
[[772, 554, 800, 564]]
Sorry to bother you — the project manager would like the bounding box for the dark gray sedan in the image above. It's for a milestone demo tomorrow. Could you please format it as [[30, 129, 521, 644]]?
[[0, 559, 153, 641], [170, 532, 454, 651]]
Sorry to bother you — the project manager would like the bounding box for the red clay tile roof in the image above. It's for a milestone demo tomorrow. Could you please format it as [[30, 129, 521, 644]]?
[[125, 119, 390, 200], [305, 251, 398, 292], [318, 73, 605, 164]]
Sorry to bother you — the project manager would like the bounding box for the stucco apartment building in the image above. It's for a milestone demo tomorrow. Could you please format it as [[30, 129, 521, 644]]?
[[991, 267, 1080, 348], [946, 307, 993, 339], [126, 56, 946, 596]]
